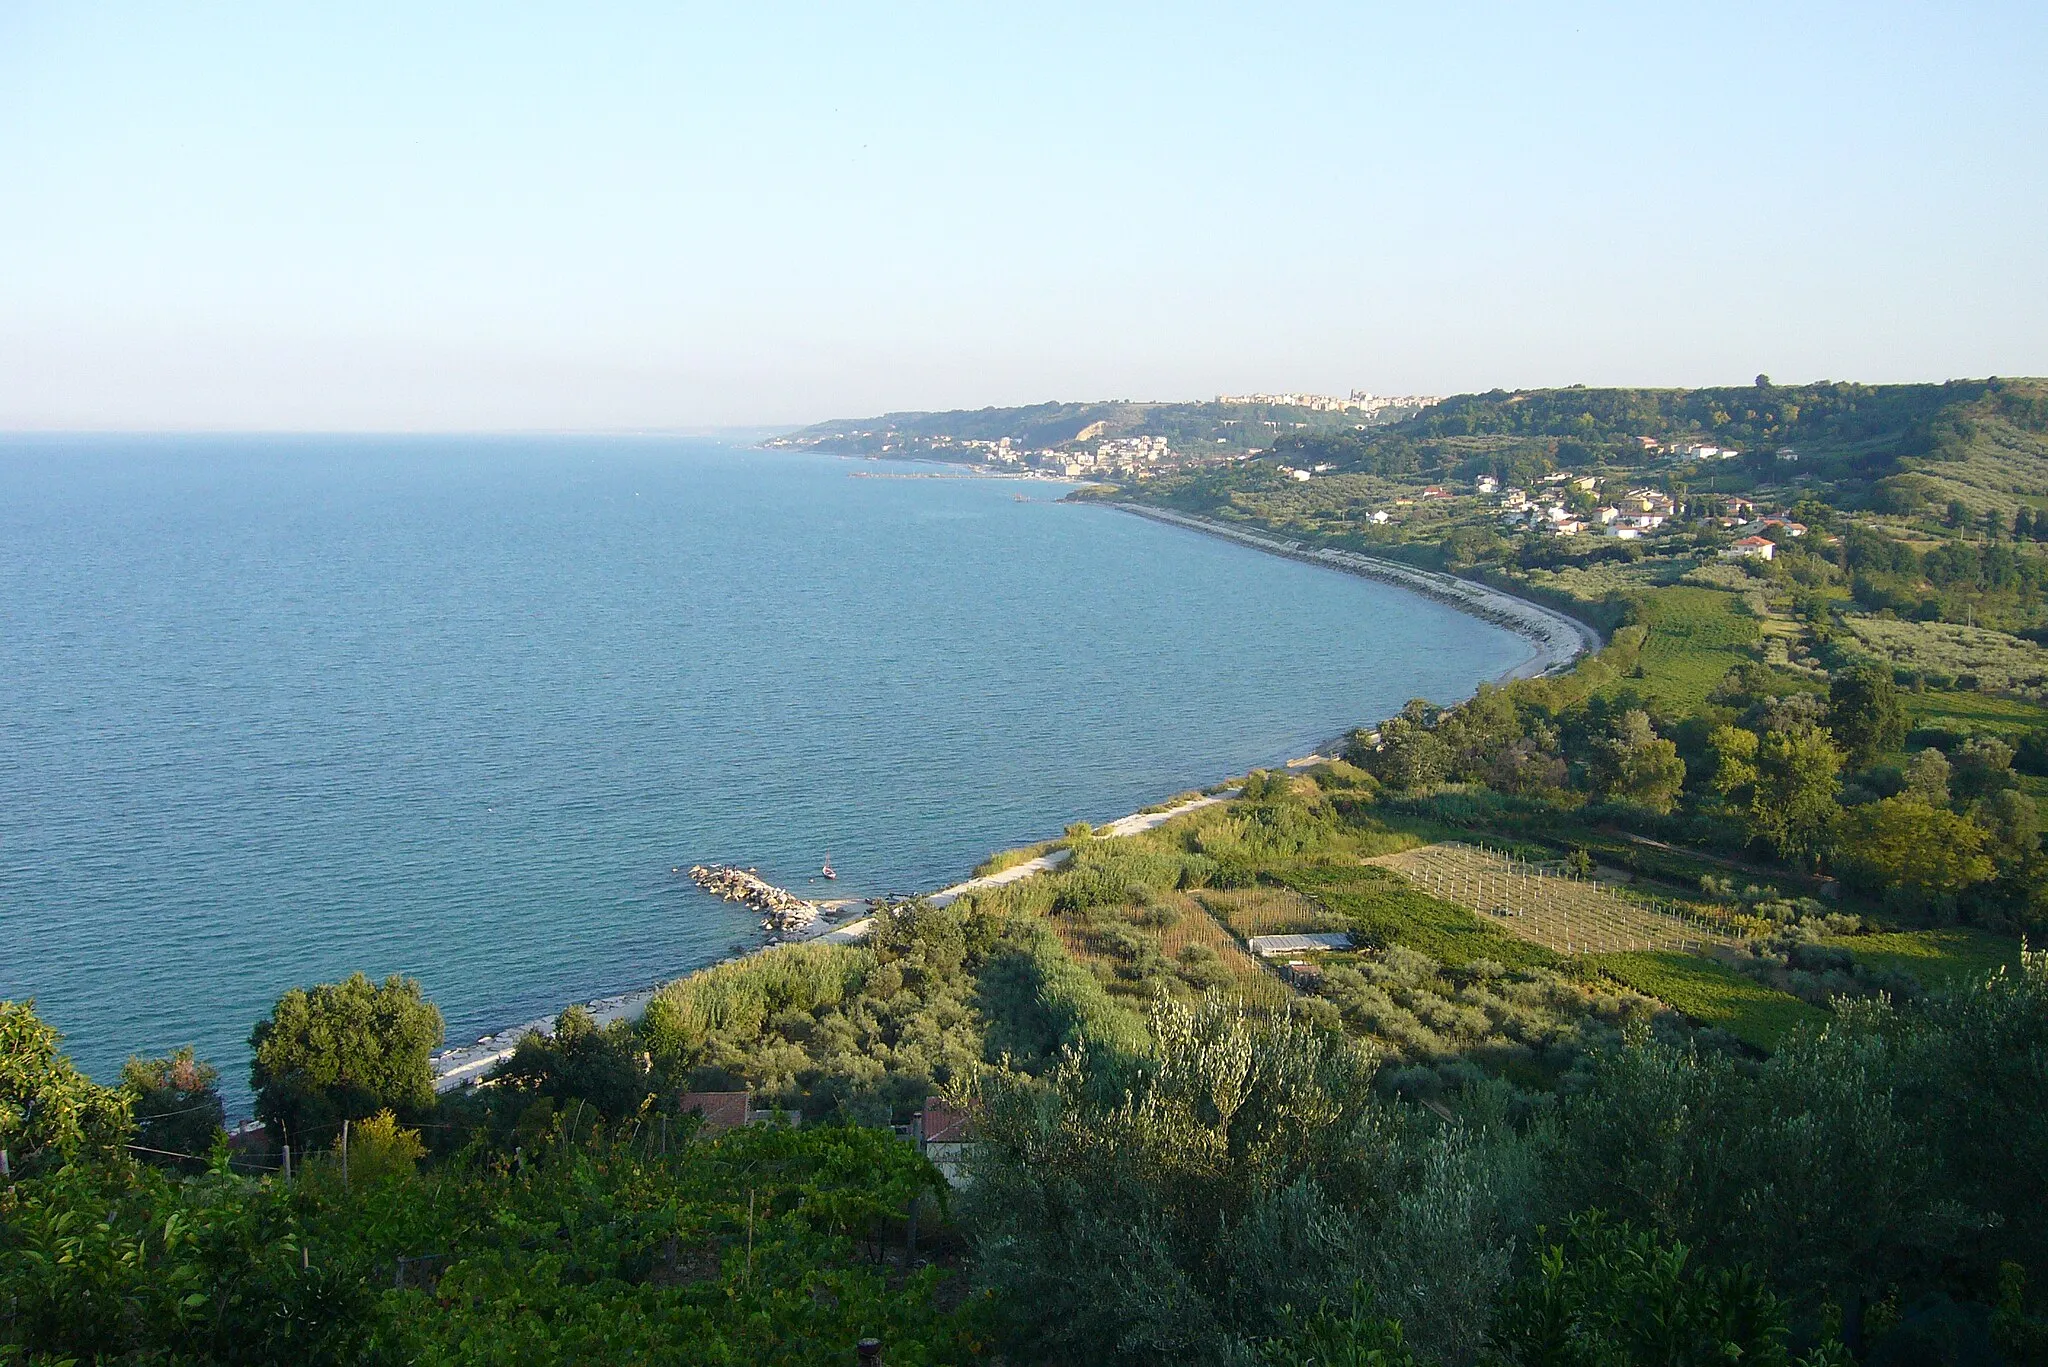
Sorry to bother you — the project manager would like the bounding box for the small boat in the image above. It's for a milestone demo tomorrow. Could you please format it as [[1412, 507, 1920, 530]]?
[[820, 857, 837, 880]]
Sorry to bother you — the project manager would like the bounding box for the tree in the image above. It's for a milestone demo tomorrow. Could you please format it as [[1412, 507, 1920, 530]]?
[[0, 1000, 130, 1174], [1903, 747, 1952, 804], [491, 1004, 653, 1122], [122, 1046, 224, 1165], [1835, 797, 1995, 910], [1827, 664, 1907, 767], [1489, 1214, 1847, 1367], [962, 996, 1519, 1365], [1749, 725, 1843, 868], [1364, 704, 1451, 792], [249, 972, 444, 1149], [1951, 735, 2017, 801], [1708, 724, 1760, 805], [1590, 710, 1685, 813], [344, 1108, 427, 1184], [1973, 790, 2041, 878]]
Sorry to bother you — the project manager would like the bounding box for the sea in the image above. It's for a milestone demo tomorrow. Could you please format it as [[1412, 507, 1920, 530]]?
[[0, 435, 1531, 1102]]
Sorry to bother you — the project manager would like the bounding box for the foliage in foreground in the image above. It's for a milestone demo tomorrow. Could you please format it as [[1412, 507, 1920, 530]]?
[[0, 1109, 979, 1365]]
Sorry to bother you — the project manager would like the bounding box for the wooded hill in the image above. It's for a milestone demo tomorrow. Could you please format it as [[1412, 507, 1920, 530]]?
[[1276, 378, 2048, 518], [778, 397, 1421, 457]]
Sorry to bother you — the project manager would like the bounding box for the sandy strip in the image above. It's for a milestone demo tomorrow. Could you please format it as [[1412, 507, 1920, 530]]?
[[1110, 504, 1601, 679], [429, 792, 1236, 1092]]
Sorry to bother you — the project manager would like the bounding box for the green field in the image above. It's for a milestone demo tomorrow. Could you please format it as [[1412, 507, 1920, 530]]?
[[1587, 950, 1825, 1050], [1822, 928, 2023, 991], [1903, 688, 2048, 736], [1281, 864, 1560, 970], [1617, 586, 1762, 712]]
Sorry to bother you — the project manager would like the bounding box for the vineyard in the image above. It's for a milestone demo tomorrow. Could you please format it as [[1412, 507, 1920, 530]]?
[[1192, 885, 1343, 939], [1368, 842, 1739, 956]]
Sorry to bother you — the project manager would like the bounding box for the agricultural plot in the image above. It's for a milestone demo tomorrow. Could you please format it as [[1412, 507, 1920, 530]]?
[[1047, 890, 1290, 1011], [1369, 842, 1738, 956], [1822, 928, 2022, 992], [1587, 951, 1825, 1051], [1903, 686, 2048, 737], [1847, 615, 2048, 700], [1622, 586, 1762, 712], [1280, 863, 1559, 971], [1193, 885, 1344, 939]]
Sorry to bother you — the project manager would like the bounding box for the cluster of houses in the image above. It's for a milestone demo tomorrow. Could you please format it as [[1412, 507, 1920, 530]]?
[[1492, 476, 1676, 539], [1716, 503, 1807, 560], [1354, 471, 1809, 552], [956, 433, 1182, 478]]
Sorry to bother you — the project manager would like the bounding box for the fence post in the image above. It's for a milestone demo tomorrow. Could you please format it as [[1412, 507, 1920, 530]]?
[[341, 1118, 350, 1195], [282, 1143, 291, 1182]]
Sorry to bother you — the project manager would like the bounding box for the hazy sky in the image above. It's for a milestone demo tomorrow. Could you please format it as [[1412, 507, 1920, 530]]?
[[3, 3, 2044, 430]]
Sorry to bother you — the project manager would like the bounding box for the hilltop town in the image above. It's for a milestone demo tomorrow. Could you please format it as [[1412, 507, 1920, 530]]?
[[767, 391, 1443, 478]]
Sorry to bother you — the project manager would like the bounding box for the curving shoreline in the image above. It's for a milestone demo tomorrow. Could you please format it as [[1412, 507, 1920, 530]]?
[[429, 510, 1600, 1094], [428, 791, 1238, 1092], [1109, 503, 1602, 679]]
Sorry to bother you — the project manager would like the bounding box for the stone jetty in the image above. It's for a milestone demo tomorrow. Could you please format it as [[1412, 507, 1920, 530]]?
[[687, 864, 820, 937]]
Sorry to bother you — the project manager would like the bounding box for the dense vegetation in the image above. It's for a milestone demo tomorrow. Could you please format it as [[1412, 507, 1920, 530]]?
[[9, 377, 2048, 1364]]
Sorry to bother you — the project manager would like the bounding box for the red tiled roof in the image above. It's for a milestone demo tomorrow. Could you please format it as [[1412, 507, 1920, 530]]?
[[920, 1100, 973, 1146], [679, 1091, 750, 1135]]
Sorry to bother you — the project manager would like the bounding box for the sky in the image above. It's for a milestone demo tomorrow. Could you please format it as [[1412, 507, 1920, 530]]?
[[2, 2, 2044, 431]]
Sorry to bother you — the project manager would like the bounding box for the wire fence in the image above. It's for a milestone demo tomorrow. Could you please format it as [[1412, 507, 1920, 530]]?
[[1377, 841, 1740, 956]]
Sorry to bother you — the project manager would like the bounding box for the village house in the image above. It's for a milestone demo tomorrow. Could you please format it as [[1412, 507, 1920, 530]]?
[[1722, 535, 1777, 560]]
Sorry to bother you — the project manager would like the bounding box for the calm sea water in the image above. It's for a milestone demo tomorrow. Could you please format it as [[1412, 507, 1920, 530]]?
[[1, 436, 1529, 1099]]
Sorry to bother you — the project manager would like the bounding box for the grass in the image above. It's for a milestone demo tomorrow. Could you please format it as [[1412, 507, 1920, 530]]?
[[1618, 586, 1763, 712], [1586, 950, 1825, 1051], [1281, 864, 1560, 971], [1821, 928, 2023, 991], [1902, 688, 2048, 736]]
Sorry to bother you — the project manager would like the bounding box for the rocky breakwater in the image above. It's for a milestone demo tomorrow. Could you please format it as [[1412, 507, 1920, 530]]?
[[687, 864, 820, 939]]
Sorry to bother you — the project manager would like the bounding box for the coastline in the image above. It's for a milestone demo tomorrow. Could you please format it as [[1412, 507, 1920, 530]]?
[[1107, 503, 1602, 680], [430, 507, 1599, 1095], [430, 789, 1241, 1093]]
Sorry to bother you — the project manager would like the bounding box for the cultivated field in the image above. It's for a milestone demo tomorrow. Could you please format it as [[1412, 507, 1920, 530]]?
[[1846, 615, 2048, 700], [1368, 841, 1738, 956], [1192, 885, 1344, 939]]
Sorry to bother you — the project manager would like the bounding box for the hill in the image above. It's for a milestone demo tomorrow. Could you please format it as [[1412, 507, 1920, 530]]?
[[1270, 377, 2048, 517], [772, 395, 1431, 464]]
